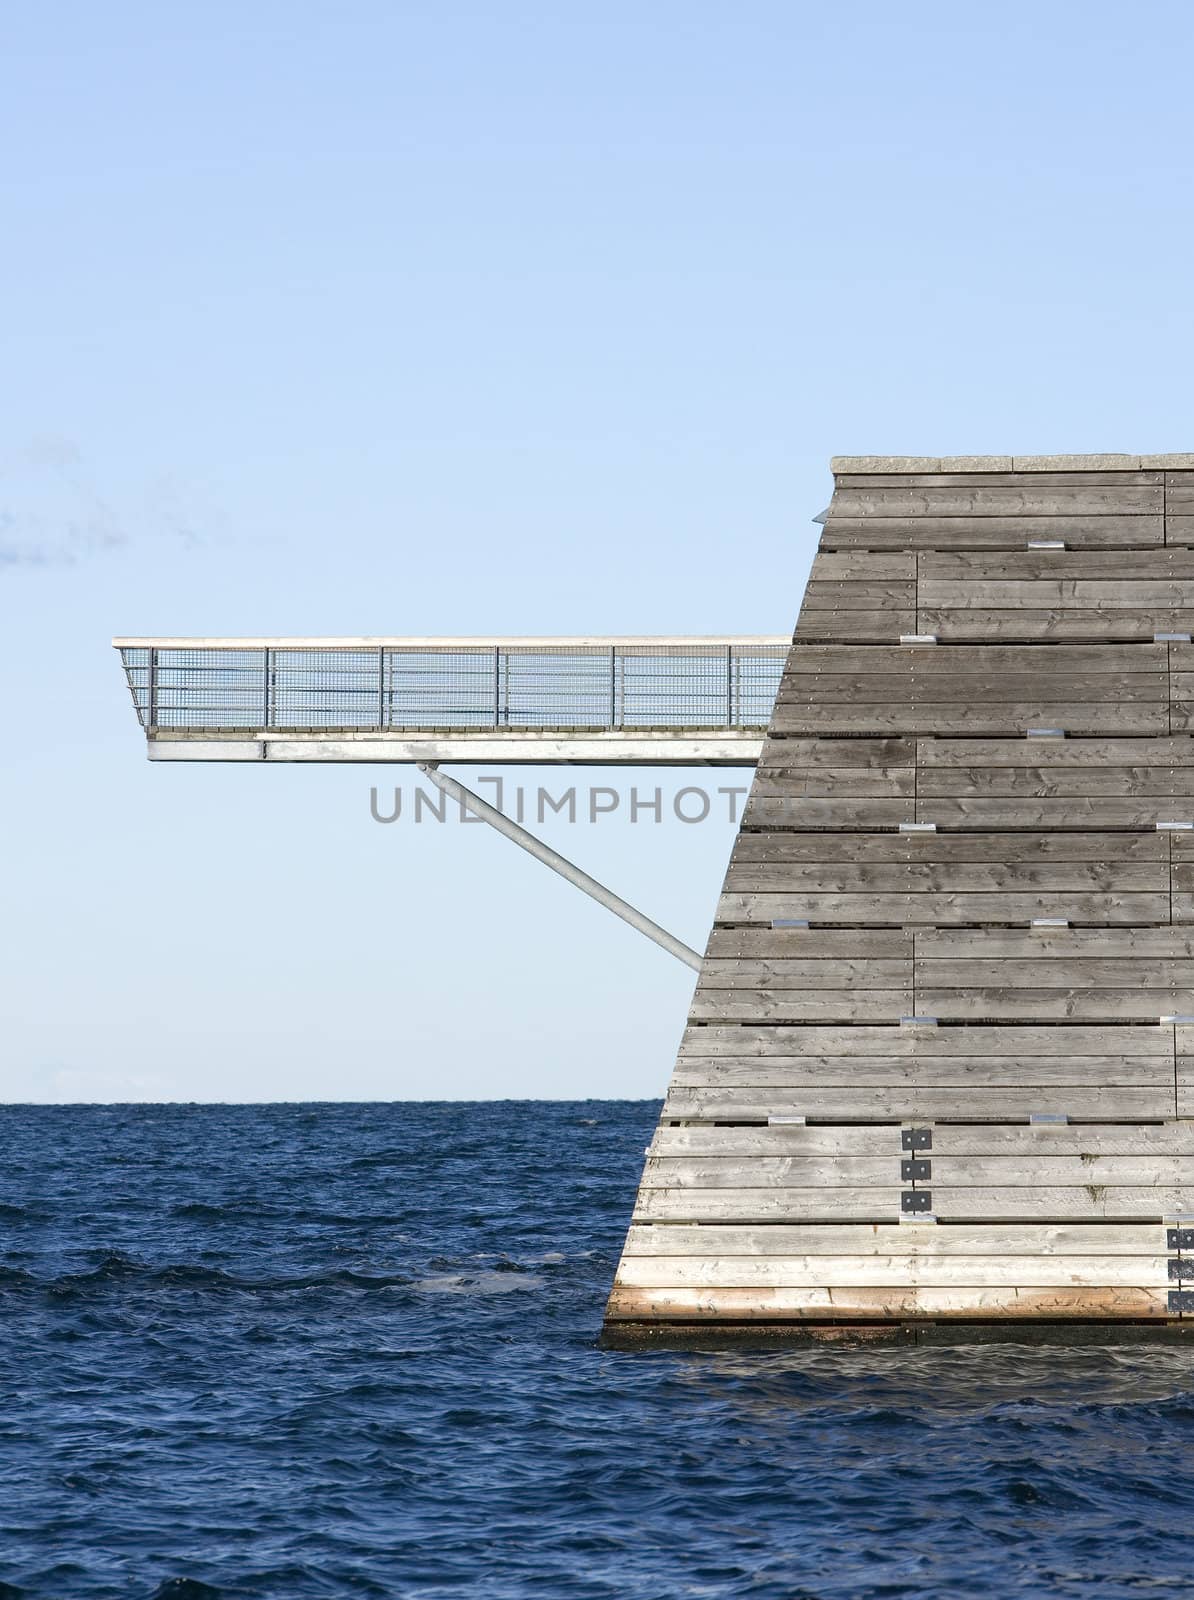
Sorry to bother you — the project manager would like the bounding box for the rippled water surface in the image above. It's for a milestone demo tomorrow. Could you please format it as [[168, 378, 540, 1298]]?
[[4, 1101, 1194, 1598]]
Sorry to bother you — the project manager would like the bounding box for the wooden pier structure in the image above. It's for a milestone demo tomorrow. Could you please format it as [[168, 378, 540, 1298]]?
[[603, 453, 1194, 1343]]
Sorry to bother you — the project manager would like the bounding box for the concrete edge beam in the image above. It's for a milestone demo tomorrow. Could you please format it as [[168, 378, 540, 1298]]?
[[146, 735, 767, 765]]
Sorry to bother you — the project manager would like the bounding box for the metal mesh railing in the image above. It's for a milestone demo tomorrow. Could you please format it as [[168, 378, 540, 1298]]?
[[117, 642, 787, 732]]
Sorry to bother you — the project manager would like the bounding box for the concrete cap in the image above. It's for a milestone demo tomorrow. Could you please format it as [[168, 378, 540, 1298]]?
[[830, 456, 943, 473], [1012, 453, 1141, 471], [831, 453, 1167, 474]]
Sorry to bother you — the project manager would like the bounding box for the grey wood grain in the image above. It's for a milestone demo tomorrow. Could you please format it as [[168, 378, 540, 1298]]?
[[822, 516, 1164, 550]]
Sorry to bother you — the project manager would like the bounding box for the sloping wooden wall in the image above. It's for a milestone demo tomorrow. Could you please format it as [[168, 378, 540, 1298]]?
[[603, 454, 1194, 1340]]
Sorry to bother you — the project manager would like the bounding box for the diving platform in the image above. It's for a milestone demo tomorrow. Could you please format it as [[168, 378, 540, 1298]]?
[[113, 637, 787, 764], [115, 451, 1194, 1340]]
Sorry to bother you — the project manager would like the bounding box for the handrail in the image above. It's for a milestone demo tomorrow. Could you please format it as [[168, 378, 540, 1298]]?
[[115, 638, 788, 734]]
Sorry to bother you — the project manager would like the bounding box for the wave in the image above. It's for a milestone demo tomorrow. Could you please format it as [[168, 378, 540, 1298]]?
[[171, 1202, 410, 1226], [0, 1254, 417, 1296]]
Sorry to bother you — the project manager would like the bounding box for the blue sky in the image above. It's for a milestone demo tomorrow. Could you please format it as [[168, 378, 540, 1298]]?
[[3, 2, 1193, 1101]]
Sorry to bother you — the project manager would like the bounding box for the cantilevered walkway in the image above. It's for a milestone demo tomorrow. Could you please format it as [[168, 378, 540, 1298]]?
[[114, 637, 787, 765]]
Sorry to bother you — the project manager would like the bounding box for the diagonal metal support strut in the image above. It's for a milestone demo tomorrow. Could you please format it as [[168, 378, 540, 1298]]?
[[416, 763, 702, 971]]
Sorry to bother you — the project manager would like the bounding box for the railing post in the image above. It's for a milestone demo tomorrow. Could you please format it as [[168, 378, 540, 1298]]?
[[725, 643, 734, 726], [377, 645, 386, 729], [263, 647, 272, 729], [493, 646, 502, 728], [609, 645, 618, 729], [147, 647, 157, 728]]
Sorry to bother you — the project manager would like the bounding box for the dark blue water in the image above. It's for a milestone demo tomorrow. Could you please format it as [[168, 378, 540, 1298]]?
[[3, 1102, 1194, 1598]]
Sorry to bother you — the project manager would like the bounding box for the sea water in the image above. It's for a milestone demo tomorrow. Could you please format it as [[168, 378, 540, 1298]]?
[[2, 1101, 1192, 1598]]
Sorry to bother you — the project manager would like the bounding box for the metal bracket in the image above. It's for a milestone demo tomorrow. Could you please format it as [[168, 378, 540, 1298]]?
[[901, 1127, 932, 1151], [1168, 1228, 1194, 1251], [901, 1190, 932, 1213], [1168, 1259, 1194, 1281], [901, 1158, 931, 1181], [1169, 1291, 1194, 1314]]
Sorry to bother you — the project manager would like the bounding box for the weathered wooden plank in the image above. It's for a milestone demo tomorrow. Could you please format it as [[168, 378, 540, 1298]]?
[[689, 993, 910, 1022], [643, 1158, 900, 1186], [731, 832, 1165, 863], [606, 1284, 1170, 1319], [754, 737, 917, 766], [914, 990, 1192, 1021], [671, 1061, 1170, 1090], [917, 927, 1194, 958], [921, 550, 1194, 579], [698, 959, 912, 987], [822, 516, 1164, 551], [780, 643, 1164, 673], [793, 611, 917, 643], [770, 705, 1168, 736], [922, 609, 1194, 640], [633, 1186, 1194, 1222], [808, 553, 917, 580], [917, 735, 1194, 767], [663, 1088, 1174, 1121], [922, 581, 1194, 608], [605, 1285, 1170, 1319], [649, 1126, 1194, 1157], [621, 1221, 1170, 1254], [913, 799, 1193, 827], [801, 580, 918, 609], [916, 766, 1194, 797], [705, 928, 915, 959], [676, 1023, 1175, 1057], [715, 890, 1170, 923], [831, 487, 1163, 518], [775, 674, 1167, 705], [741, 797, 916, 827], [613, 1256, 1169, 1289], [722, 863, 1167, 893], [748, 767, 915, 798], [643, 1156, 1194, 1188], [919, 958, 1193, 985]]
